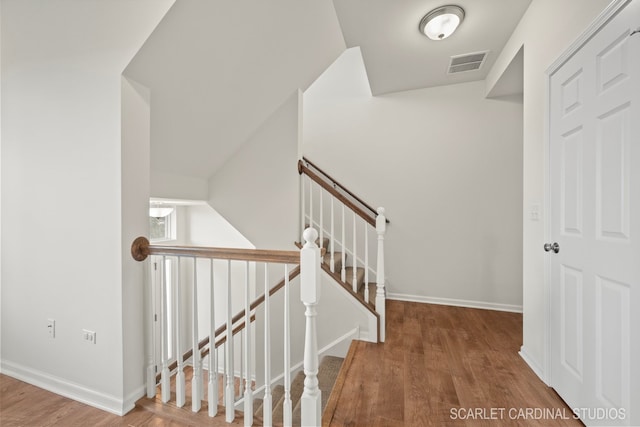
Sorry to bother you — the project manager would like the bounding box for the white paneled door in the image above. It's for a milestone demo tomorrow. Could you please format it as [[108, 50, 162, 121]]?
[[548, 1, 639, 426]]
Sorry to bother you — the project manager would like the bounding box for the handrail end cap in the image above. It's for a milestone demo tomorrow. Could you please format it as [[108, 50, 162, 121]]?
[[131, 236, 150, 261]]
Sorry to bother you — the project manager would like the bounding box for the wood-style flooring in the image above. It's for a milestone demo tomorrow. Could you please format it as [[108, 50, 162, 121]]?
[[0, 370, 244, 427], [1, 300, 580, 426], [325, 300, 582, 427]]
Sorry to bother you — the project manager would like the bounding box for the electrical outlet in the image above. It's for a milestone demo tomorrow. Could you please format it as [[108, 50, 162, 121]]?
[[82, 329, 96, 344], [47, 319, 56, 338]]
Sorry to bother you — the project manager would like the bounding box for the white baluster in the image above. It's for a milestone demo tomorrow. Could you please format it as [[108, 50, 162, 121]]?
[[243, 263, 253, 426], [145, 258, 155, 398], [192, 259, 202, 412], [330, 197, 335, 273], [208, 259, 218, 417], [376, 207, 387, 342], [160, 256, 171, 403], [176, 258, 186, 408], [262, 264, 272, 426], [300, 228, 321, 426], [364, 220, 369, 304], [222, 342, 227, 410], [225, 260, 235, 422], [283, 264, 292, 426], [239, 330, 244, 398], [309, 177, 313, 229], [300, 168, 306, 243], [319, 188, 324, 250], [352, 212, 357, 293], [341, 204, 346, 282]]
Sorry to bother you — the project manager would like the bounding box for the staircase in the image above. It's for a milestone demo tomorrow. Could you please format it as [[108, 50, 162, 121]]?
[[306, 236, 377, 308], [136, 355, 344, 426], [253, 356, 344, 426], [131, 156, 386, 426], [298, 157, 387, 341]]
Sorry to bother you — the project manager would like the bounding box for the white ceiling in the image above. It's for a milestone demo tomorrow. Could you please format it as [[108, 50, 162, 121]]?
[[125, 0, 531, 189], [332, 0, 532, 95]]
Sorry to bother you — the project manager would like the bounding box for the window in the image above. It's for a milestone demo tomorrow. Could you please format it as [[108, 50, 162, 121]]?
[[149, 206, 176, 242]]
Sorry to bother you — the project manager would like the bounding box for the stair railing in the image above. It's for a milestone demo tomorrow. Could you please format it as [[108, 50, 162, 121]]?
[[298, 157, 387, 342], [131, 228, 322, 426]]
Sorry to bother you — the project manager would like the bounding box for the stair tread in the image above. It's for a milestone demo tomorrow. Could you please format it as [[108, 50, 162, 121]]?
[[151, 349, 345, 426], [254, 384, 285, 417], [271, 371, 305, 422], [344, 266, 365, 287], [291, 355, 345, 425], [317, 237, 330, 249], [322, 251, 345, 272], [357, 282, 377, 306], [253, 398, 263, 417]]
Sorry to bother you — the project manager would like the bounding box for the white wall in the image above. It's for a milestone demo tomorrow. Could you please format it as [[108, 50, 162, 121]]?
[[151, 171, 208, 201], [121, 77, 152, 406], [0, 0, 3, 361], [208, 91, 302, 250], [304, 48, 524, 311], [0, 0, 173, 414], [486, 0, 613, 377]]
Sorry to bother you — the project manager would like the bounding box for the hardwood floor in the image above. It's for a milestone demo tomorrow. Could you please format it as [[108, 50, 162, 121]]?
[[325, 300, 582, 427], [1, 300, 580, 426], [0, 371, 246, 426]]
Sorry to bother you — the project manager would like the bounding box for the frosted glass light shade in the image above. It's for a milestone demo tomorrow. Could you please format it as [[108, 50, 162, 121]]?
[[419, 5, 465, 41], [149, 206, 174, 218]]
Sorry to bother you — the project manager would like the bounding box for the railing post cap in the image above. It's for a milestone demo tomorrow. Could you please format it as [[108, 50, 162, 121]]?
[[377, 207, 385, 216], [301, 227, 320, 304], [303, 227, 319, 247]]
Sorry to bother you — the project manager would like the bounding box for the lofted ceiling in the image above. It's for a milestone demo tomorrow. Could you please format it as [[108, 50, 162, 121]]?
[[123, 0, 345, 182], [125, 0, 531, 190], [332, 0, 532, 95]]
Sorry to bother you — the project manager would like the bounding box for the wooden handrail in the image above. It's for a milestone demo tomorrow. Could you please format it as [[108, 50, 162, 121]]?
[[298, 158, 389, 226], [301, 157, 378, 215], [156, 315, 256, 384], [203, 314, 256, 357], [154, 265, 301, 384], [299, 162, 376, 227], [131, 237, 300, 263], [209, 265, 301, 348]]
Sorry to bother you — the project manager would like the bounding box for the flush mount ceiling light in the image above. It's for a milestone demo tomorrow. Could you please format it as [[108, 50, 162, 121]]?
[[149, 205, 174, 218], [419, 5, 465, 41]]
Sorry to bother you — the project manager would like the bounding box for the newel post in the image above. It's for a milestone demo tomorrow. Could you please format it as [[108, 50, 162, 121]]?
[[376, 207, 386, 342], [300, 227, 322, 427]]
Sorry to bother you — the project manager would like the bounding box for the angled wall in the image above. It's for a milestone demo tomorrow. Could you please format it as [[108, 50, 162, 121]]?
[[208, 91, 301, 250], [123, 0, 346, 202]]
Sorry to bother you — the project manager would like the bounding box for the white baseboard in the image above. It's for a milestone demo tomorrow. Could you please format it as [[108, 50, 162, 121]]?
[[519, 346, 548, 385], [387, 292, 523, 313], [124, 385, 145, 414], [1, 359, 130, 415]]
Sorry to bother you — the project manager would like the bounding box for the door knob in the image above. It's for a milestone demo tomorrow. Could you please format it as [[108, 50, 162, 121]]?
[[544, 242, 560, 253]]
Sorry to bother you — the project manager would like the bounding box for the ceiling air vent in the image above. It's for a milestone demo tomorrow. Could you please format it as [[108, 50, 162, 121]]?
[[448, 51, 488, 74]]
